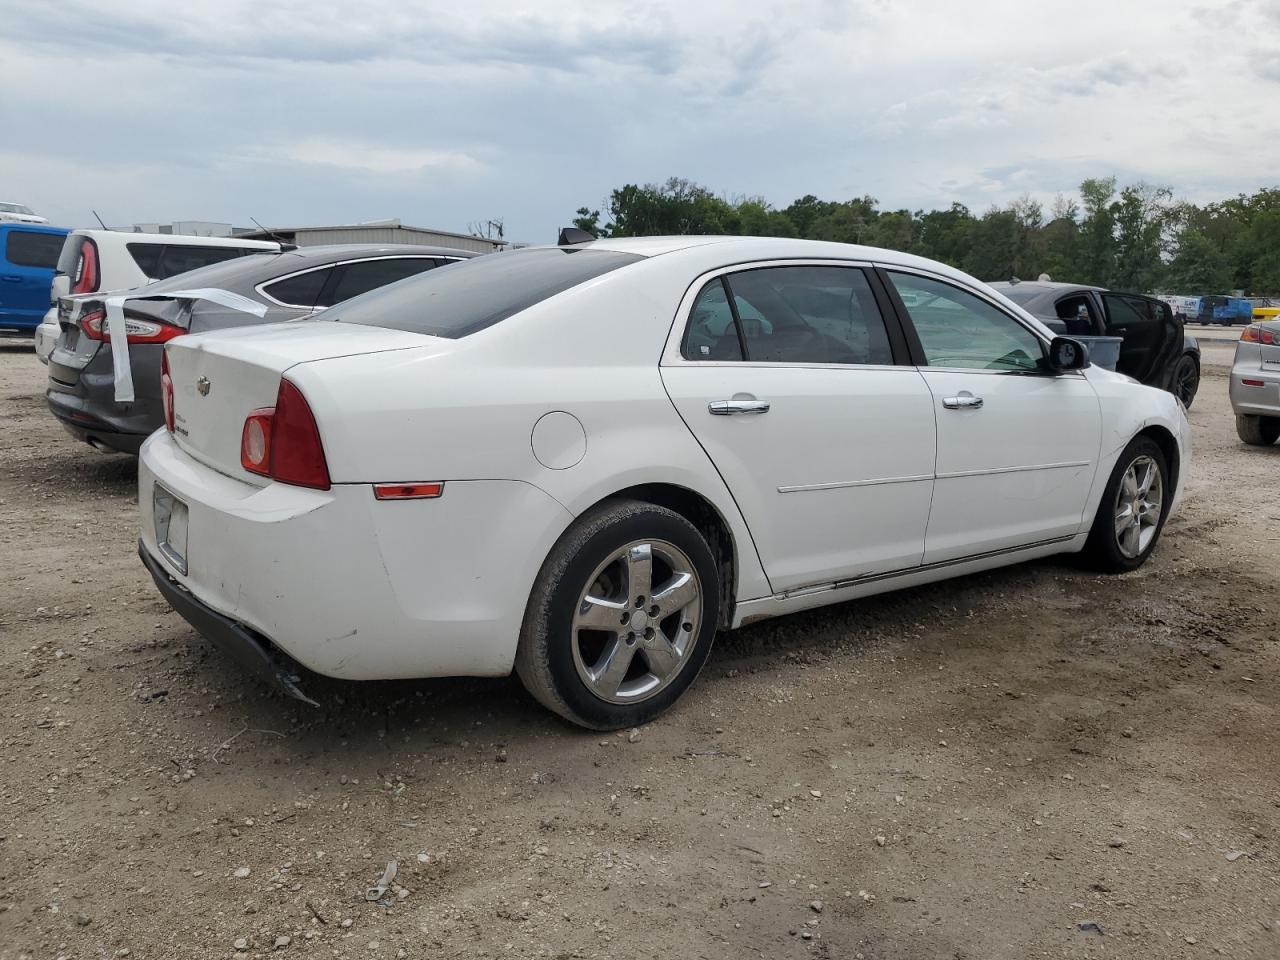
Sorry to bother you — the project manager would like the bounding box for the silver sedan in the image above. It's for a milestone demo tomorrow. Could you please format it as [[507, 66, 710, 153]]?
[[1230, 321, 1280, 446]]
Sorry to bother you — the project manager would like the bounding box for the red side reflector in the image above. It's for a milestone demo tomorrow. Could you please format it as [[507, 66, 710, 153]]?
[[1241, 378, 1266, 387], [373, 482, 445, 500], [161, 351, 175, 432]]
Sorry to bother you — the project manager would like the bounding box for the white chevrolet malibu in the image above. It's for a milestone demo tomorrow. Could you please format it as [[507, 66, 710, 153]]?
[[138, 236, 1191, 728]]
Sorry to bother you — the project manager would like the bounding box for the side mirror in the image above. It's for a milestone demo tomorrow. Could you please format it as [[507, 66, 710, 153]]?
[[1047, 336, 1090, 372]]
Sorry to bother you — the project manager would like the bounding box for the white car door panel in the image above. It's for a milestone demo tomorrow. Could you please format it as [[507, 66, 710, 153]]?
[[661, 264, 936, 595], [662, 365, 936, 592], [921, 370, 1100, 563], [883, 269, 1103, 565]]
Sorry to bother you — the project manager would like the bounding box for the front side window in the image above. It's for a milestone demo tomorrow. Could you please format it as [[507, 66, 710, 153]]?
[[5, 230, 64, 268], [888, 272, 1043, 372], [682, 265, 894, 365], [1102, 294, 1157, 332]]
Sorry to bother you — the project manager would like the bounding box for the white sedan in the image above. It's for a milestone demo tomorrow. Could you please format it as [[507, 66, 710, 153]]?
[[138, 236, 1190, 728]]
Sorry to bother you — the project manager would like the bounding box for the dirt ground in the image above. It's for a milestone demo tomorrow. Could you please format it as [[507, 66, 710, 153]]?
[[1, 338, 1277, 960]]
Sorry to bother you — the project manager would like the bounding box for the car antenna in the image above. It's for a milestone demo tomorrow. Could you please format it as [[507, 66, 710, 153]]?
[[250, 216, 297, 251], [91, 209, 109, 230], [558, 226, 596, 246]]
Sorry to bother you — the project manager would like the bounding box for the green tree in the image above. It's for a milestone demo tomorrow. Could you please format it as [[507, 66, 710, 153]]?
[[915, 202, 973, 267], [1076, 177, 1118, 286], [1166, 229, 1232, 292], [1110, 183, 1171, 291]]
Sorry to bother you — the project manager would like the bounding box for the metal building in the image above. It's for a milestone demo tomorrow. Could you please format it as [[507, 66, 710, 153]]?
[[235, 219, 505, 254]]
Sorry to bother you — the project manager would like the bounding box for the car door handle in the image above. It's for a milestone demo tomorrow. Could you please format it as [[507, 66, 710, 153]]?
[[942, 396, 984, 409], [1, 275, 22, 282], [709, 399, 770, 416]]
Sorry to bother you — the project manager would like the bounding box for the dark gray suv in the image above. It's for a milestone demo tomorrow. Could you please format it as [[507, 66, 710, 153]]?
[[46, 244, 477, 453]]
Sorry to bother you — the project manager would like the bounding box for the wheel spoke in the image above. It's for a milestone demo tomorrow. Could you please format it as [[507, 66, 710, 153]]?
[[652, 572, 698, 619], [1121, 468, 1138, 499], [1136, 461, 1155, 496], [574, 595, 628, 632], [1114, 503, 1134, 538], [589, 637, 637, 697], [625, 544, 653, 602], [1122, 520, 1141, 557], [643, 632, 682, 678]]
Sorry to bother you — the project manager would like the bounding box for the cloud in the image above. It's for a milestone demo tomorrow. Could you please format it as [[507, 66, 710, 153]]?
[[0, 0, 1276, 241], [256, 140, 486, 177]]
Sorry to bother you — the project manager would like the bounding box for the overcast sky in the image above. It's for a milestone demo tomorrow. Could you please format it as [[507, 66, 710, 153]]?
[[1, 0, 1276, 243]]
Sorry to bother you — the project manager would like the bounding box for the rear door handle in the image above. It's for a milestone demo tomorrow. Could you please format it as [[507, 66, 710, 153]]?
[[942, 396, 984, 409], [709, 399, 770, 416], [1, 275, 22, 282]]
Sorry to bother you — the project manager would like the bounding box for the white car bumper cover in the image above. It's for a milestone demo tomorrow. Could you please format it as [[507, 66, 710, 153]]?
[[139, 430, 573, 681]]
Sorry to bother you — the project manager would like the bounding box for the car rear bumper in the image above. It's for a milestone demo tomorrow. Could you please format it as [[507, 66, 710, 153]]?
[[140, 541, 318, 704], [1229, 362, 1280, 417], [47, 341, 165, 451], [138, 429, 573, 682], [33, 310, 59, 362]]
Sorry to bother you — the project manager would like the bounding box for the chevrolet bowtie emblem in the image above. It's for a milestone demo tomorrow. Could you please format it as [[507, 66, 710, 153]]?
[[196, 376, 211, 396]]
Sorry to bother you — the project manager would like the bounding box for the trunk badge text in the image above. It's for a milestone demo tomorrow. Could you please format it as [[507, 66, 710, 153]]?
[[196, 376, 211, 397]]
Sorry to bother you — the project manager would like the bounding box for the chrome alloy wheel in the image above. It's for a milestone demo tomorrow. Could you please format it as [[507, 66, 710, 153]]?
[[570, 539, 703, 704], [1114, 454, 1164, 559]]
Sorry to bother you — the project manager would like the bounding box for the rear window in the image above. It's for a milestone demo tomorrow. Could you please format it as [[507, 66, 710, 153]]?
[[5, 230, 64, 268], [326, 247, 643, 338]]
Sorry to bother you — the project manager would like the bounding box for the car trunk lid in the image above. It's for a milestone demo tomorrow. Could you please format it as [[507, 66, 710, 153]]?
[[165, 322, 441, 482]]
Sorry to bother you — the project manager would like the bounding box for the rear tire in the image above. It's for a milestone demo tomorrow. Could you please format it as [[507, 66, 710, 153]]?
[[1236, 414, 1280, 446], [1081, 436, 1170, 574], [1171, 354, 1199, 409], [515, 499, 720, 730]]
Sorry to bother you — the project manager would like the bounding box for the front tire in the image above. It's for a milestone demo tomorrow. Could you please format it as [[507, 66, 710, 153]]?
[[515, 499, 720, 730], [1082, 437, 1170, 573], [1236, 414, 1280, 446]]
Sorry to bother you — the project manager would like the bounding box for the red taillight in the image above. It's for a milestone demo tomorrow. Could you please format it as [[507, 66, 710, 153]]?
[[1241, 324, 1276, 344], [1242, 378, 1266, 387], [71, 238, 99, 294], [240, 407, 274, 475], [161, 351, 175, 432], [373, 482, 444, 500], [79, 306, 184, 345], [79, 308, 106, 340], [238, 379, 330, 489]]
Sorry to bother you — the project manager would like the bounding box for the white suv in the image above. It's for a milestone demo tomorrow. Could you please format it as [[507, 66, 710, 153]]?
[[33, 230, 279, 361]]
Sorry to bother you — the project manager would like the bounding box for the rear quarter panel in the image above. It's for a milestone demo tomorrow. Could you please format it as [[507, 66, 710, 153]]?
[[290, 257, 773, 602]]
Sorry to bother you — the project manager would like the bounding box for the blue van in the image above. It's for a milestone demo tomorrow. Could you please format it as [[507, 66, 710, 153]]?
[[1194, 295, 1254, 326], [0, 222, 69, 337]]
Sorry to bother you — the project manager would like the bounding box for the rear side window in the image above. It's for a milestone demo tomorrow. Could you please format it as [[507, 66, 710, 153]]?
[[5, 230, 64, 268], [682, 266, 894, 365], [327, 247, 643, 338], [153, 245, 256, 280], [319, 257, 440, 307], [127, 243, 164, 277], [263, 267, 332, 308]]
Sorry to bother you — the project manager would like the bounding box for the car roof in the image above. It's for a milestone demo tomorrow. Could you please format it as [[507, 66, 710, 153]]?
[[988, 280, 1103, 296], [0, 222, 66, 233], [559, 235, 989, 282], [134, 243, 478, 295], [69, 228, 279, 250]]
